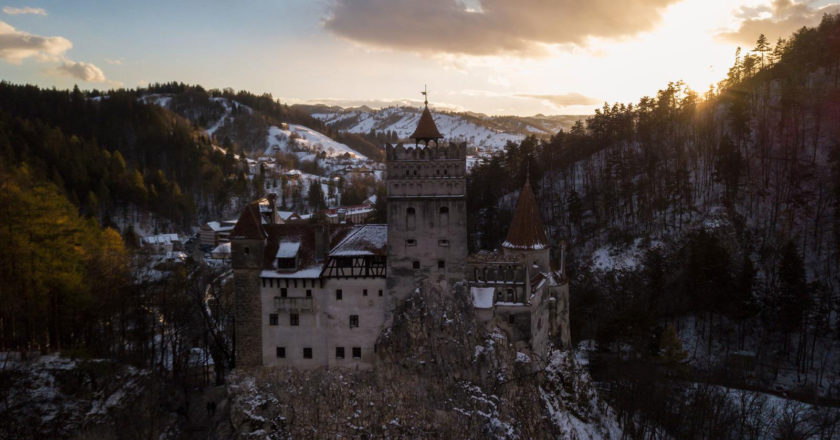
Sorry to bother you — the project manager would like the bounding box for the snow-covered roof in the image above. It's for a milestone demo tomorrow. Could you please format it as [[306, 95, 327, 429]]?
[[329, 224, 387, 256], [205, 221, 236, 232], [275, 241, 301, 259], [261, 267, 323, 279], [211, 242, 231, 254], [141, 233, 179, 245], [471, 287, 495, 309]]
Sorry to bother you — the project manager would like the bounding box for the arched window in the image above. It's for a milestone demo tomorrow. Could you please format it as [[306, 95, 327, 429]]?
[[406, 207, 416, 230], [439, 206, 449, 227]]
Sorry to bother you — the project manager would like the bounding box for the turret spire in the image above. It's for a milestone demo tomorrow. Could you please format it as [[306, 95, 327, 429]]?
[[502, 178, 548, 250], [410, 85, 443, 144]]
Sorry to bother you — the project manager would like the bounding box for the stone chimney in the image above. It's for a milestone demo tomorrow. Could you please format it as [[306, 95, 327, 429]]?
[[267, 193, 278, 224], [314, 224, 329, 261], [560, 240, 567, 277]]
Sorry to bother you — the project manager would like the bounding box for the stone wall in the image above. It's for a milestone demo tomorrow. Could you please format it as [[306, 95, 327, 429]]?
[[232, 238, 265, 367]]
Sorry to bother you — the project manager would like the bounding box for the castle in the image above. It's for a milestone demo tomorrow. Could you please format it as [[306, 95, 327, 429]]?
[[231, 100, 570, 369]]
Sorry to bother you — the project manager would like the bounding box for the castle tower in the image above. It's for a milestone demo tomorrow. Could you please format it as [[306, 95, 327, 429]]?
[[385, 96, 467, 297], [230, 200, 267, 367], [502, 177, 550, 272]]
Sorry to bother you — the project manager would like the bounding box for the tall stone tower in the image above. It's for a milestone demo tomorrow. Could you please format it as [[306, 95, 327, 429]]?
[[385, 98, 467, 298], [230, 201, 267, 367]]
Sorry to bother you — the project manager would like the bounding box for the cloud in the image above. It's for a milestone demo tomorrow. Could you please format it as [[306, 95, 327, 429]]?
[[104, 57, 123, 65], [518, 93, 601, 108], [0, 20, 70, 62], [323, 0, 679, 56], [0, 20, 113, 84], [53, 60, 106, 82], [3, 6, 46, 15], [719, 0, 840, 45]]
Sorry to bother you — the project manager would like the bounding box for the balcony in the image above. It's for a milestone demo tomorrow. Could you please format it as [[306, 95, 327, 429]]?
[[274, 297, 313, 312]]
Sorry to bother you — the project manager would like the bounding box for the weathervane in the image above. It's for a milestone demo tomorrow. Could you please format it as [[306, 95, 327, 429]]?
[[421, 84, 428, 106]]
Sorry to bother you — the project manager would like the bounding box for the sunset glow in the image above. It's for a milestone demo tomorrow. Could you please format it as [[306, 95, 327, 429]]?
[[0, 0, 836, 115]]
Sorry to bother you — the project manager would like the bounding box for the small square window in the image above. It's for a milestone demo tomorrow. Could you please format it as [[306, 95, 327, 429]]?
[[290, 313, 299, 326], [412, 261, 420, 269], [335, 347, 345, 359], [352, 347, 361, 359], [276, 346, 285, 358], [363, 289, 368, 296], [269, 313, 278, 326], [303, 347, 312, 359], [306, 289, 312, 298], [378, 289, 383, 297], [406, 239, 417, 246], [438, 239, 449, 247], [438, 260, 445, 269], [350, 315, 359, 328], [280, 287, 287, 298], [508, 315, 515, 324], [336, 289, 343, 300]]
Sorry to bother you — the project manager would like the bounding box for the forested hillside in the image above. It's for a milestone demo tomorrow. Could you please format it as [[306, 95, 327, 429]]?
[[0, 84, 254, 229], [469, 14, 840, 437], [140, 83, 387, 161]]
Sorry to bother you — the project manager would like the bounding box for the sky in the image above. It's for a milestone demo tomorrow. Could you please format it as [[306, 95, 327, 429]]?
[[0, 0, 837, 116]]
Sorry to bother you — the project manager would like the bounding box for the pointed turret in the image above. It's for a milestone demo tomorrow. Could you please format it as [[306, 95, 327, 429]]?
[[502, 178, 548, 251], [411, 105, 443, 143], [411, 86, 443, 145]]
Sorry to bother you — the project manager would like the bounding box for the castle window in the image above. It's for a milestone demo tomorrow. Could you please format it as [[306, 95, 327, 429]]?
[[413, 169, 417, 175], [508, 315, 515, 324], [262, 279, 266, 287], [350, 315, 359, 328], [306, 289, 312, 298], [405, 169, 409, 176], [406, 239, 416, 246], [378, 289, 383, 297], [280, 287, 287, 298], [363, 289, 368, 296], [335, 347, 345, 359], [244, 247, 250, 255], [444, 169, 448, 175], [439, 206, 449, 227], [507, 288, 515, 302], [406, 207, 416, 230], [438, 260, 445, 269], [276, 347, 285, 358], [303, 347, 312, 359], [412, 261, 420, 269], [438, 239, 449, 247], [336, 289, 343, 300], [352, 347, 361, 359], [269, 313, 278, 326], [290, 313, 299, 326]]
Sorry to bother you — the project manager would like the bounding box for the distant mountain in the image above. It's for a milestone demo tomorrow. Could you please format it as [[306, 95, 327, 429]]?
[[297, 104, 584, 152]]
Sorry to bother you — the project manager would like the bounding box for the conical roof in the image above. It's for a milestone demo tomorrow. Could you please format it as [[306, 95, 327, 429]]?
[[502, 179, 548, 250], [410, 105, 443, 141]]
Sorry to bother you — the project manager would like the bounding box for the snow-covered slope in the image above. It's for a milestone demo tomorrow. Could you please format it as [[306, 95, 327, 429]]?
[[138, 93, 367, 161], [311, 106, 577, 152], [265, 124, 367, 160]]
